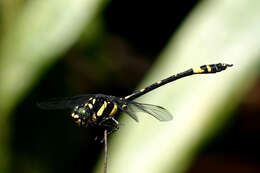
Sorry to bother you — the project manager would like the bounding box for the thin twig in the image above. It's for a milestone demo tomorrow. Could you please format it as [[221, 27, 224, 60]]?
[[104, 129, 108, 173]]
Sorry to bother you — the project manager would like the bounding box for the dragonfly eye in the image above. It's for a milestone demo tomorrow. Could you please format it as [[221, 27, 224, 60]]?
[[78, 107, 86, 115], [72, 105, 90, 127], [73, 105, 88, 116]]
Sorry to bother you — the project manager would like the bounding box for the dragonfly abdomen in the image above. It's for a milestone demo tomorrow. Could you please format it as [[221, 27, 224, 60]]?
[[124, 63, 232, 100]]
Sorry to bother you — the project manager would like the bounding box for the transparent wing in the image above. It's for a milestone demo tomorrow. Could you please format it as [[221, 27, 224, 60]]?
[[116, 99, 173, 122], [37, 94, 93, 110], [128, 102, 173, 121], [120, 106, 139, 122]]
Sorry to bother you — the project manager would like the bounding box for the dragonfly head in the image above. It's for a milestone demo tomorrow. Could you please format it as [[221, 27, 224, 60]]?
[[71, 104, 91, 127]]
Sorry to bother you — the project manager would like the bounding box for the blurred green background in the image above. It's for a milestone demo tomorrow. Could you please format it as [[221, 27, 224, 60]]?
[[0, 0, 260, 173]]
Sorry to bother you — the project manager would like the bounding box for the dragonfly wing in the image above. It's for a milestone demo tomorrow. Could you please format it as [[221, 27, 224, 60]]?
[[126, 101, 173, 121], [121, 108, 139, 122], [37, 94, 93, 110]]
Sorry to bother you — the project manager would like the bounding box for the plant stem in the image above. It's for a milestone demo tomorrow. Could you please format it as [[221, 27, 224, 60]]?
[[104, 129, 108, 173]]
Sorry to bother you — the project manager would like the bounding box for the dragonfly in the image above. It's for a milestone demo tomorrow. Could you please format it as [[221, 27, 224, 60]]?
[[38, 63, 233, 133]]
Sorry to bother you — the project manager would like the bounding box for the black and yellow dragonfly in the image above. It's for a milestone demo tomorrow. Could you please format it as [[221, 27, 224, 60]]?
[[38, 63, 232, 133]]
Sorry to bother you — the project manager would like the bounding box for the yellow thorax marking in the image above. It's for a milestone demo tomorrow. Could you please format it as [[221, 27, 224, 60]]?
[[88, 103, 93, 109], [109, 104, 118, 116], [206, 65, 212, 72], [122, 104, 127, 109], [97, 101, 107, 116], [92, 98, 96, 104], [193, 68, 204, 74]]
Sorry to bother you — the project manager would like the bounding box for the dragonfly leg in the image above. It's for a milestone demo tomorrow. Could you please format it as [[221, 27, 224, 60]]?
[[95, 117, 119, 143], [99, 117, 119, 132]]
